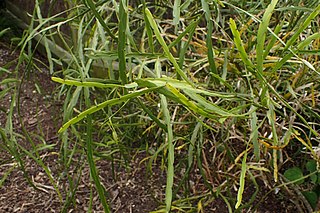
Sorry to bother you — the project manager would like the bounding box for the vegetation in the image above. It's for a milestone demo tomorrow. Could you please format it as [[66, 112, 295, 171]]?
[[1, 0, 320, 212]]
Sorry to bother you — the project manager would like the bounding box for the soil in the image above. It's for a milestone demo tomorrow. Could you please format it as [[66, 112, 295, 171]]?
[[0, 39, 307, 212]]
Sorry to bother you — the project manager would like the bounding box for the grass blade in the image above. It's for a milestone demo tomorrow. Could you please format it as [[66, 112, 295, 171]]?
[[144, 8, 193, 86], [0, 28, 10, 38], [84, 0, 117, 40], [86, 113, 110, 212], [266, 95, 280, 182], [229, 18, 254, 70], [173, 0, 181, 26], [168, 17, 199, 50], [160, 93, 174, 212], [256, 0, 278, 74], [118, 0, 128, 84], [271, 32, 320, 74], [284, 4, 320, 51], [188, 121, 202, 168], [201, 0, 217, 76], [250, 110, 259, 161], [142, 0, 154, 52], [235, 149, 248, 209], [137, 98, 167, 131], [263, 23, 282, 59]]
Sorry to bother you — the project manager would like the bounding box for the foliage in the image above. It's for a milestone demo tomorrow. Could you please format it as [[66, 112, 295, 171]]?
[[1, 0, 320, 212]]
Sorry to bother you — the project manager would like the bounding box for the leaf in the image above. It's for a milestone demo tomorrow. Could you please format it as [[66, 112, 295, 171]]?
[[310, 174, 317, 184], [51, 77, 124, 88], [302, 191, 318, 210], [135, 77, 238, 98], [284, 4, 320, 51], [284, 167, 304, 185], [160, 93, 174, 212], [306, 160, 317, 184], [0, 78, 20, 84], [118, 0, 128, 84], [256, 0, 278, 74], [306, 160, 317, 173], [168, 18, 199, 49], [229, 18, 254, 70], [58, 87, 159, 133], [0, 28, 10, 38], [201, 0, 217, 76], [235, 150, 248, 209], [173, 0, 181, 26], [86, 114, 110, 213], [85, 0, 117, 40], [144, 8, 193, 86]]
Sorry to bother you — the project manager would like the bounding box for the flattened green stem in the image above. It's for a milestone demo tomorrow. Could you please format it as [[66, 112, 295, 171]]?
[[58, 87, 160, 133]]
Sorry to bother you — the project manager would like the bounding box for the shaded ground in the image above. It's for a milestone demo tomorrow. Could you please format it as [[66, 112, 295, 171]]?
[[0, 39, 302, 212]]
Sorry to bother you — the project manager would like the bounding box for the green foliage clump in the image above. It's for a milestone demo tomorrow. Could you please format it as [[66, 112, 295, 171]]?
[[2, 0, 320, 212]]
